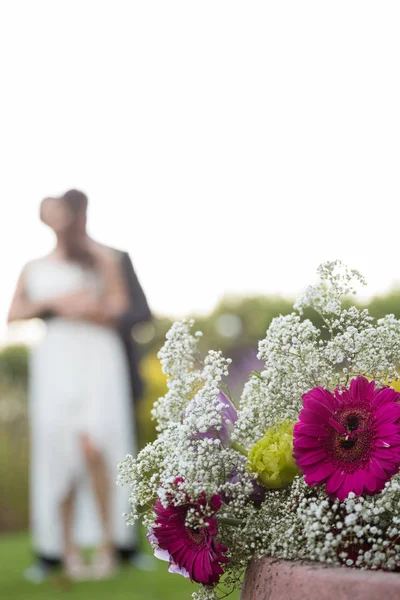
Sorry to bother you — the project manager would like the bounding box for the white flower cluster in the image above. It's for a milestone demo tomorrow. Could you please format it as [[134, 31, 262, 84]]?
[[183, 349, 232, 439], [120, 320, 250, 520], [118, 262, 400, 600], [235, 314, 324, 447], [151, 320, 203, 431], [298, 477, 400, 570], [294, 261, 367, 316]]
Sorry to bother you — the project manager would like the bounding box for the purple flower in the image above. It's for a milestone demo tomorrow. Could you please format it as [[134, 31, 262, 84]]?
[[227, 347, 263, 397], [248, 479, 267, 506], [196, 392, 238, 446], [220, 469, 266, 506]]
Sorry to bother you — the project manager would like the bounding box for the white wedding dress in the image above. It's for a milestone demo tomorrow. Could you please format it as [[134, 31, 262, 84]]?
[[25, 257, 136, 556]]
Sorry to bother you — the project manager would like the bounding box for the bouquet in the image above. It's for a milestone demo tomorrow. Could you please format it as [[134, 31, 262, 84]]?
[[119, 261, 400, 599]]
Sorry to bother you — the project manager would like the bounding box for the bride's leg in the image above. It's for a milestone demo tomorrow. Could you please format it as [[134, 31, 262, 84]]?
[[61, 486, 90, 579], [80, 433, 112, 551], [60, 486, 77, 556]]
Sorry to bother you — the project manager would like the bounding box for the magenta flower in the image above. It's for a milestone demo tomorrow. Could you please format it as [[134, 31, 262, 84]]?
[[147, 531, 190, 578], [293, 376, 400, 501], [152, 492, 228, 585]]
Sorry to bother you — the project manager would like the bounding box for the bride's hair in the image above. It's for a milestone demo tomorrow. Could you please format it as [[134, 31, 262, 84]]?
[[62, 189, 94, 267]]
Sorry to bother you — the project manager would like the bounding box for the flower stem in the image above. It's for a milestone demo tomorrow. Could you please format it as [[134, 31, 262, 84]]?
[[231, 441, 249, 457], [216, 517, 243, 527], [251, 370, 263, 380]]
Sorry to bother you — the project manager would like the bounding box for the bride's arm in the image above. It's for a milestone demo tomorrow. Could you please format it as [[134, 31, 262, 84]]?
[[8, 254, 129, 326], [7, 266, 95, 323], [7, 267, 53, 323]]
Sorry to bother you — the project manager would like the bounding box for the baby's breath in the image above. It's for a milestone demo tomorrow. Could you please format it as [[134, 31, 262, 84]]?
[[118, 262, 400, 597]]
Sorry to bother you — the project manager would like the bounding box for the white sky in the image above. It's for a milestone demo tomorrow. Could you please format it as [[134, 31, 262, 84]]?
[[1, 1, 400, 345]]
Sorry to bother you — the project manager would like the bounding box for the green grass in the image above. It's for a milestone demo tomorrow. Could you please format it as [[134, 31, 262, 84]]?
[[0, 530, 200, 600]]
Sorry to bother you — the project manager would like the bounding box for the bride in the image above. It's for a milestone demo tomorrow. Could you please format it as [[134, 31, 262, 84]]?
[[8, 191, 136, 579]]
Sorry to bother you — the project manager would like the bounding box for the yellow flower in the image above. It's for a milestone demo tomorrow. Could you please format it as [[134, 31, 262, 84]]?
[[390, 379, 400, 393], [247, 421, 300, 489]]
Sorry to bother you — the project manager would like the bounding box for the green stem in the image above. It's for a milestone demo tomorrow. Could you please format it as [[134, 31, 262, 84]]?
[[251, 370, 264, 380], [216, 517, 243, 527], [231, 441, 249, 457]]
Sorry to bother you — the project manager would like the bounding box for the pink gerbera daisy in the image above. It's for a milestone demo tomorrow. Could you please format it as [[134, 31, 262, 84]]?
[[293, 376, 400, 501], [152, 492, 228, 585]]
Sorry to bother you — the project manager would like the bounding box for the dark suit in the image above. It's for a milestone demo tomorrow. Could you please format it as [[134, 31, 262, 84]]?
[[37, 250, 151, 568], [115, 251, 152, 404]]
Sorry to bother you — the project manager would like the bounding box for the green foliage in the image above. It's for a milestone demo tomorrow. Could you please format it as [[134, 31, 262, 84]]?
[[0, 420, 29, 532], [0, 531, 207, 600], [194, 295, 293, 355], [368, 289, 400, 320], [0, 346, 29, 385], [137, 352, 168, 447]]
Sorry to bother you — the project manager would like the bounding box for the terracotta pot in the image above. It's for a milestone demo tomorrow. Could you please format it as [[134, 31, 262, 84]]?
[[240, 556, 400, 600]]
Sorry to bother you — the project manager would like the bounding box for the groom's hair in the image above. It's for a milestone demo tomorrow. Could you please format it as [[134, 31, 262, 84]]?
[[62, 189, 88, 214], [61, 189, 93, 266]]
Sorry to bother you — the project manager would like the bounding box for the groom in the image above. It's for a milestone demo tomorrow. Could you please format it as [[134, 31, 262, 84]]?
[[26, 190, 152, 581]]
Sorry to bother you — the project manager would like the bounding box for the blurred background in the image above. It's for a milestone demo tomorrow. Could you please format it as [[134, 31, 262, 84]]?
[[1, 1, 400, 599]]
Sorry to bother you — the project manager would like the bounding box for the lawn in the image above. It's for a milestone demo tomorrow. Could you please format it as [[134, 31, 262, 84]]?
[[0, 530, 238, 600]]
